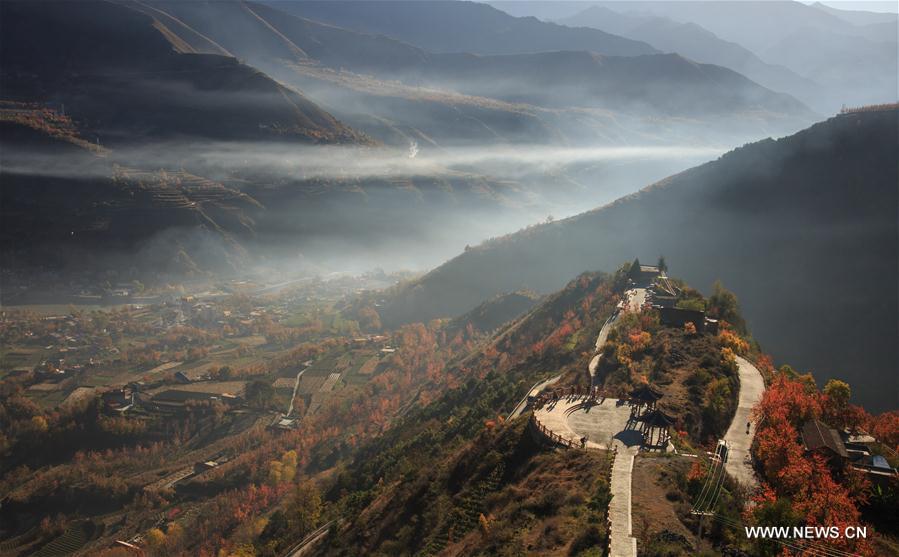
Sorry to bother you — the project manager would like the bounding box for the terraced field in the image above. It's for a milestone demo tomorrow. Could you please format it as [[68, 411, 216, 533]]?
[[31, 521, 98, 557]]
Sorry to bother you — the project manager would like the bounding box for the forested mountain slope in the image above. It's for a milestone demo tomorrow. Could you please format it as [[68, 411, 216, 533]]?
[[379, 108, 899, 411], [0, 0, 366, 145], [266, 0, 657, 56], [142, 0, 813, 138]]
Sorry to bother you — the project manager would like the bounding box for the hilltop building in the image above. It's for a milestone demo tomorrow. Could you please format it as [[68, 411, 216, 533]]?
[[627, 259, 661, 286]]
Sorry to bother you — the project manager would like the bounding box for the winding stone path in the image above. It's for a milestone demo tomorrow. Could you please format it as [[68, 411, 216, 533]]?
[[533, 397, 639, 556], [723, 356, 765, 489], [609, 442, 639, 557], [589, 288, 645, 381], [508, 374, 562, 420], [531, 286, 764, 556]]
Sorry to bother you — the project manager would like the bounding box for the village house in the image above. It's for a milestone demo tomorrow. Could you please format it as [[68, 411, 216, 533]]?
[[102, 388, 135, 414], [193, 460, 219, 474], [801, 419, 899, 486], [146, 389, 238, 413], [801, 418, 849, 466]]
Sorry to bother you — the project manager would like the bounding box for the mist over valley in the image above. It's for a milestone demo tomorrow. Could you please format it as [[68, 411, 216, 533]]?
[[1, 2, 897, 555]]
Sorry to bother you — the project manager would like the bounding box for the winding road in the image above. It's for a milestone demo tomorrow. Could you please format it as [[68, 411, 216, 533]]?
[[530, 285, 764, 555], [723, 356, 765, 489]]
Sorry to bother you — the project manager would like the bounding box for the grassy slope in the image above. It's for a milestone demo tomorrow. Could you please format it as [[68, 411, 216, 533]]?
[[310, 272, 623, 555]]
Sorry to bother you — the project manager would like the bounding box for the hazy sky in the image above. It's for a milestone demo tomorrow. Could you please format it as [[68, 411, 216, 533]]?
[[493, 0, 898, 14], [814, 1, 898, 12]]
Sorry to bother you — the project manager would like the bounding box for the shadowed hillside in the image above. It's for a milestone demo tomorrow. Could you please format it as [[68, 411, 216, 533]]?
[[132, 0, 813, 140], [266, 0, 657, 56], [378, 108, 899, 411], [0, 0, 367, 145]]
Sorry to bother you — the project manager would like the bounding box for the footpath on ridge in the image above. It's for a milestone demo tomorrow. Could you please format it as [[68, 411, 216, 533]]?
[[522, 281, 765, 556]]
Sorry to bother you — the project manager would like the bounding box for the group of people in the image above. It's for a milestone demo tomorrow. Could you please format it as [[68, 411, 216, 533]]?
[[532, 384, 611, 411]]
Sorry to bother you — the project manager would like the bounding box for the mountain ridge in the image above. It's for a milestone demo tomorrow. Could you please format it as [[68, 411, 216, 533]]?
[[130, 0, 814, 135], [0, 0, 368, 145], [265, 0, 659, 56], [377, 108, 899, 411], [558, 5, 821, 111]]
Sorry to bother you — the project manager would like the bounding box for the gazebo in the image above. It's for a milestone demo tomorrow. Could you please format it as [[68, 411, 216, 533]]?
[[636, 408, 675, 448], [629, 384, 663, 412]]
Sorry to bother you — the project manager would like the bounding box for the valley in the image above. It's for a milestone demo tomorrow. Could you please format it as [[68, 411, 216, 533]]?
[[1, 1, 896, 556]]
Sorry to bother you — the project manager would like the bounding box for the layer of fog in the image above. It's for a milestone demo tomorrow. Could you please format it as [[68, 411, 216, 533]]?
[[2, 139, 724, 277], [1, 140, 723, 214]]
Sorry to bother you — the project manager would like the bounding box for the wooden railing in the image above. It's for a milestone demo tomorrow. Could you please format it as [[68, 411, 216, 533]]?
[[529, 413, 585, 450]]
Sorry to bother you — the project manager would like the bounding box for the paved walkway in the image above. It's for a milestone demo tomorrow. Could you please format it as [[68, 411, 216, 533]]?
[[534, 397, 639, 556], [534, 396, 634, 449], [609, 441, 639, 557], [532, 286, 765, 556], [509, 374, 562, 419], [723, 356, 765, 489], [589, 288, 646, 381]]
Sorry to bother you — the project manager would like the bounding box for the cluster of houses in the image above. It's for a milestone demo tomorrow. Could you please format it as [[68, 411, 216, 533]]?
[[626, 260, 898, 484], [801, 418, 898, 487], [176, 296, 279, 332]]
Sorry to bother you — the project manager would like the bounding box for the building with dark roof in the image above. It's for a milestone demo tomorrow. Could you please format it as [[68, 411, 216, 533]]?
[[627, 259, 661, 285], [101, 389, 134, 414], [636, 408, 676, 448], [636, 408, 676, 428], [629, 384, 663, 408], [147, 389, 237, 412], [801, 419, 849, 463], [658, 307, 707, 332]]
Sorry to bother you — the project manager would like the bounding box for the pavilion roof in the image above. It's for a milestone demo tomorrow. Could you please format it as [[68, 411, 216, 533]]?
[[636, 409, 676, 427], [630, 384, 663, 402]]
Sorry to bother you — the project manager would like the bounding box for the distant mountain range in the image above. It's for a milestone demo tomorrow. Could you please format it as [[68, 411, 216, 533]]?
[[585, 1, 891, 51], [557, 6, 820, 112], [265, 0, 659, 56], [1, 0, 896, 410], [2, 0, 821, 149], [141, 0, 813, 139], [584, 1, 897, 111], [812, 2, 898, 28], [378, 107, 899, 412]]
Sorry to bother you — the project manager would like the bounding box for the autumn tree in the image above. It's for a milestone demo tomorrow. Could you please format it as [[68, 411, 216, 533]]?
[[707, 281, 746, 333], [145, 528, 166, 555], [869, 410, 899, 449], [751, 373, 873, 555], [244, 380, 276, 410], [357, 306, 382, 331], [288, 480, 322, 537], [820, 379, 864, 432]]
